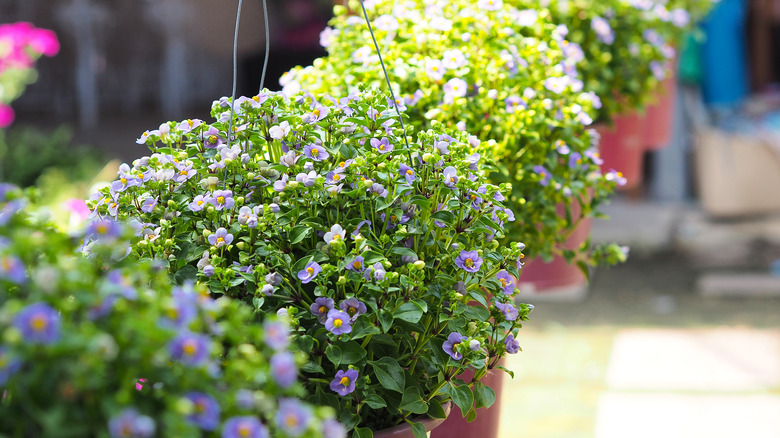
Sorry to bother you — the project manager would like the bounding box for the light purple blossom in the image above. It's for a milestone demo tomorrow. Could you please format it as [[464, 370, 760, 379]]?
[[569, 152, 583, 169], [273, 174, 289, 192], [399, 164, 416, 184], [443, 78, 468, 102], [322, 419, 347, 438], [606, 170, 627, 186], [320, 26, 339, 48], [443, 166, 459, 188], [141, 197, 157, 213], [455, 250, 483, 273], [505, 333, 520, 354], [184, 392, 220, 431], [264, 320, 290, 351], [346, 256, 365, 272], [442, 49, 467, 70], [533, 165, 551, 186], [370, 137, 393, 154], [325, 309, 352, 335], [189, 194, 211, 212], [275, 398, 312, 437], [212, 190, 234, 210], [478, 0, 502, 10], [364, 262, 386, 281], [425, 58, 445, 81], [496, 270, 515, 294], [339, 298, 367, 322], [295, 171, 317, 187], [269, 121, 291, 140], [203, 126, 224, 149], [108, 408, 156, 438], [208, 227, 233, 248], [591, 16, 615, 44], [0, 254, 26, 285], [495, 301, 519, 321], [270, 352, 297, 388], [169, 332, 211, 366], [298, 261, 322, 284], [352, 220, 371, 238], [222, 416, 268, 438], [310, 297, 335, 323], [443, 332, 465, 360], [304, 144, 329, 161], [505, 95, 525, 113], [330, 369, 358, 396], [544, 76, 568, 94], [326, 171, 344, 185], [14, 302, 60, 344]]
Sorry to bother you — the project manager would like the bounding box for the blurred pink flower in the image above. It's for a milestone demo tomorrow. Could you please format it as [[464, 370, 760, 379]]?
[[0, 105, 14, 128], [63, 198, 91, 222]]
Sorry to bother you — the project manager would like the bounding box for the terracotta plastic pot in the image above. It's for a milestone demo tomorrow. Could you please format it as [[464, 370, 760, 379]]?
[[430, 363, 505, 438], [515, 200, 592, 295], [594, 112, 645, 190], [374, 402, 452, 438], [642, 72, 678, 150]]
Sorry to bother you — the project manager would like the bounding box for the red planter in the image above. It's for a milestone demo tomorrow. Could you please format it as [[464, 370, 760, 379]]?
[[515, 214, 592, 295], [430, 365, 505, 438], [375, 403, 452, 438], [595, 112, 645, 191], [642, 72, 678, 150]]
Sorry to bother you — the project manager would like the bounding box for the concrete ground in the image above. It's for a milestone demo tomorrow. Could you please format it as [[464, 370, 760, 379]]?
[[498, 199, 780, 438]]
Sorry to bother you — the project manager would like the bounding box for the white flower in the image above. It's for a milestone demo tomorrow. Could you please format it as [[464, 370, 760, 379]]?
[[352, 46, 374, 65], [429, 16, 452, 32], [425, 58, 445, 81], [441, 49, 467, 70], [478, 0, 502, 10], [324, 224, 346, 243], [515, 9, 538, 27], [269, 121, 291, 140], [544, 76, 568, 94], [443, 78, 468, 103], [374, 14, 399, 31]]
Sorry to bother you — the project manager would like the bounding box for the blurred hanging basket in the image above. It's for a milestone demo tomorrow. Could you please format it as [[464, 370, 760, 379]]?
[[595, 112, 645, 191]]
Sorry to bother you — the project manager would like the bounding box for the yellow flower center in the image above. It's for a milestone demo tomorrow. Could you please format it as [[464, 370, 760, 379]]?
[[332, 174, 341, 181], [217, 196, 225, 204], [0, 257, 9, 271], [500, 278, 508, 287], [470, 194, 477, 200], [406, 169, 413, 176], [347, 307, 357, 316], [120, 178, 127, 185], [353, 261, 362, 269], [180, 169, 188, 175], [252, 95, 260, 102], [238, 424, 252, 437], [96, 223, 108, 234], [30, 314, 48, 332], [313, 109, 320, 117], [432, 65, 439, 72], [311, 148, 320, 157], [307, 267, 314, 275], [217, 237, 224, 244], [340, 376, 351, 386], [286, 413, 299, 428], [187, 119, 194, 127], [333, 319, 343, 328], [183, 339, 199, 356], [540, 172, 547, 178], [209, 135, 218, 143], [197, 200, 204, 206], [167, 308, 178, 319], [319, 306, 328, 314], [465, 258, 474, 267]]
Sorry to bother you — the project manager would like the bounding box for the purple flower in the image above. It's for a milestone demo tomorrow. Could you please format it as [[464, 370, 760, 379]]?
[[0, 347, 22, 386], [298, 261, 322, 284], [325, 309, 352, 335], [324, 224, 346, 243], [369, 183, 389, 198], [212, 190, 234, 211], [544, 76, 568, 94], [264, 320, 290, 351], [568, 152, 583, 169], [398, 164, 416, 184], [108, 408, 156, 438], [159, 295, 197, 329], [203, 126, 224, 149], [443, 78, 468, 102], [275, 398, 312, 437], [222, 416, 268, 438], [14, 302, 60, 344], [325, 171, 345, 185], [495, 302, 519, 321], [86, 218, 122, 241], [364, 262, 386, 281], [310, 297, 335, 323], [330, 369, 358, 396], [370, 137, 393, 154], [184, 392, 221, 431], [304, 144, 329, 161], [322, 419, 347, 438], [0, 255, 27, 285], [270, 352, 297, 388], [169, 332, 211, 366], [189, 194, 211, 212], [295, 171, 317, 187], [505, 333, 520, 354], [591, 16, 614, 44], [505, 95, 525, 113], [442, 166, 459, 188], [140, 197, 157, 213], [208, 227, 234, 248], [650, 60, 666, 81], [443, 332, 465, 360], [273, 174, 289, 192], [533, 165, 551, 186], [605, 170, 627, 186], [346, 256, 365, 272], [339, 298, 367, 322], [496, 270, 515, 294], [455, 250, 483, 273], [352, 220, 371, 237]]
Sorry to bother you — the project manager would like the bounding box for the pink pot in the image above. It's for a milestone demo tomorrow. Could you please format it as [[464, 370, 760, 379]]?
[[374, 402, 452, 438], [430, 365, 505, 438], [595, 112, 645, 190], [642, 72, 678, 150]]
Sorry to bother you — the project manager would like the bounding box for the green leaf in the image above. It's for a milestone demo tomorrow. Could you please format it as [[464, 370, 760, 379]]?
[[463, 305, 490, 322], [430, 210, 456, 226], [400, 387, 428, 414], [363, 393, 387, 409], [411, 422, 427, 438], [390, 246, 418, 259], [370, 357, 405, 393], [466, 407, 477, 422], [289, 225, 311, 245], [378, 309, 394, 333], [325, 341, 367, 367], [443, 380, 474, 416], [472, 381, 496, 409], [427, 399, 447, 419], [325, 344, 343, 367], [353, 427, 373, 438], [408, 195, 431, 210], [362, 250, 384, 264], [350, 319, 381, 340], [394, 301, 424, 323]]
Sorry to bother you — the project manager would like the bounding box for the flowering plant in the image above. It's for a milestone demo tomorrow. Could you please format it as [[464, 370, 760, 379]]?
[[0, 22, 59, 128], [508, 0, 696, 122], [91, 88, 532, 435], [0, 185, 342, 437], [283, 0, 627, 268]]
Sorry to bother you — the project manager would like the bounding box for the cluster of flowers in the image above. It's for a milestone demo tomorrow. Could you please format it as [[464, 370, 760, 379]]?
[[91, 88, 532, 433], [283, 0, 626, 267], [0, 184, 343, 438], [0, 22, 59, 127]]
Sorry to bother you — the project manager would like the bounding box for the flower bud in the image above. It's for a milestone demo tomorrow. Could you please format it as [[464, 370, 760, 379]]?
[[175, 397, 196, 416], [287, 181, 300, 190], [423, 153, 435, 162], [382, 260, 392, 270], [412, 260, 426, 270], [167, 200, 176, 208], [164, 239, 174, 247], [203, 229, 212, 238], [337, 275, 347, 285], [247, 172, 256, 180], [159, 219, 168, 227], [362, 179, 373, 189], [224, 158, 233, 166], [236, 241, 246, 250], [206, 206, 215, 215]]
